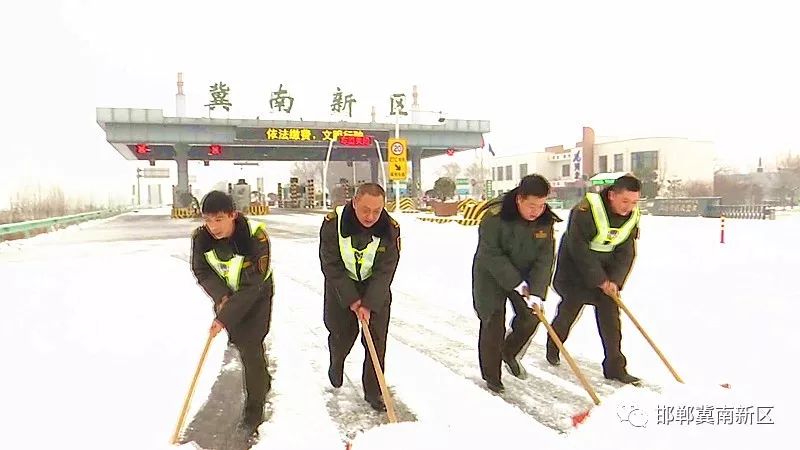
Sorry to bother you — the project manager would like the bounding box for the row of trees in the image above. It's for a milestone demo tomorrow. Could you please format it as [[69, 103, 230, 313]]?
[[1, 185, 101, 225], [713, 156, 800, 205], [633, 154, 800, 205], [289, 154, 800, 206]]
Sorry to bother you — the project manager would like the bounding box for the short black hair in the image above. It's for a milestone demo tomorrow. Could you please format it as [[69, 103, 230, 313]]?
[[517, 174, 551, 198], [355, 183, 386, 199], [201, 190, 235, 214], [611, 174, 642, 193]]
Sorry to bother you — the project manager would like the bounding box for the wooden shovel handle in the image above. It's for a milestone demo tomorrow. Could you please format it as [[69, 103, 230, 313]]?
[[359, 316, 398, 423], [170, 332, 214, 444], [533, 304, 601, 405]]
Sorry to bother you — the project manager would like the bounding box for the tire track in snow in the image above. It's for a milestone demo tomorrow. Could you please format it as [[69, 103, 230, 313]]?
[[264, 270, 417, 446], [180, 342, 277, 450]]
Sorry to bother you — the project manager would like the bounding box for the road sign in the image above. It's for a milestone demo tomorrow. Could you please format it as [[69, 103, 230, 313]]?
[[387, 138, 408, 181], [139, 167, 170, 178], [456, 178, 470, 195]]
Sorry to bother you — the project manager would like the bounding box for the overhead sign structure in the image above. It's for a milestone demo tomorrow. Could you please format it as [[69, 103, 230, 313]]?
[[235, 127, 391, 145], [387, 138, 408, 181]]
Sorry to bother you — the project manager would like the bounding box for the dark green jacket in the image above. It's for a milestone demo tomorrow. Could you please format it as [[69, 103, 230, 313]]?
[[319, 201, 401, 313], [471, 189, 562, 319], [190, 215, 274, 341], [553, 188, 638, 300]]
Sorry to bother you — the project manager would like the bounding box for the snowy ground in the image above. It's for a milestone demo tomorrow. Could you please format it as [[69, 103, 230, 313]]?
[[0, 208, 796, 449]]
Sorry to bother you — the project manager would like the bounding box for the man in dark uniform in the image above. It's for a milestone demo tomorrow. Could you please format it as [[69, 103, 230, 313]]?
[[547, 174, 642, 384], [472, 174, 562, 393], [319, 183, 401, 411], [190, 191, 274, 434]]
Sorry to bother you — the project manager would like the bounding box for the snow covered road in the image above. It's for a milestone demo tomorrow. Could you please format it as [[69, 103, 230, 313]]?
[[1, 208, 795, 449]]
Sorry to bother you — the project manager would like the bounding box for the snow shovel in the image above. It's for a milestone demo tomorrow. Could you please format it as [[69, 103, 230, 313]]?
[[358, 315, 398, 423], [170, 331, 215, 445], [610, 293, 684, 383], [610, 293, 731, 389], [531, 303, 601, 407]]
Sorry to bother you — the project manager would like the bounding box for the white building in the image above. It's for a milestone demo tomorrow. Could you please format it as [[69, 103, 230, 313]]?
[[487, 129, 715, 199]]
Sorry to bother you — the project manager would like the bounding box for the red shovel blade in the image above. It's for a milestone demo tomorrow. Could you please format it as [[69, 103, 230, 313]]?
[[572, 409, 591, 427]]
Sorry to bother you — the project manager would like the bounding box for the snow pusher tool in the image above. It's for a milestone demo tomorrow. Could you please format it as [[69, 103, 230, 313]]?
[[359, 316, 398, 423], [611, 293, 684, 383], [610, 293, 730, 389], [170, 331, 215, 445], [530, 302, 601, 426]]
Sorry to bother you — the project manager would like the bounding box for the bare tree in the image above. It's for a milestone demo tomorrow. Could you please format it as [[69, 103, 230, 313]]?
[[290, 161, 324, 186], [633, 168, 660, 198], [774, 153, 800, 206], [464, 161, 490, 197], [664, 178, 686, 198], [684, 180, 713, 197], [3, 183, 96, 224], [438, 162, 462, 180]]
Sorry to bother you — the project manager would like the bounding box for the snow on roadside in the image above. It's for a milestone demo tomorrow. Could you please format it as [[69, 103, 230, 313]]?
[[350, 335, 567, 449], [249, 272, 346, 450]]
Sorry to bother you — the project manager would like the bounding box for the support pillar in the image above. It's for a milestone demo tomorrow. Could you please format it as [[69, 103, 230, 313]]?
[[369, 157, 379, 184], [411, 147, 422, 198], [174, 143, 191, 208]]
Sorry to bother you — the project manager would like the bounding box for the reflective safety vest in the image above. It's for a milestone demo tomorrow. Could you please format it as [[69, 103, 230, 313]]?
[[586, 192, 640, 252], [336, 206, 381, 281], [204, 218, 272, 291]]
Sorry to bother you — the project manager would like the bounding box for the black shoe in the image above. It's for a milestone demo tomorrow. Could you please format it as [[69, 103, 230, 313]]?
[[365, 395, 386, 412], [606, 373, 641, 385], [239, 421, 260, 445], [486, 380, 505, 393], [243, 402, 265, 429], [328, 363, 343, 388], [502, 354, 527, 380], [546, 348, 560, 366]]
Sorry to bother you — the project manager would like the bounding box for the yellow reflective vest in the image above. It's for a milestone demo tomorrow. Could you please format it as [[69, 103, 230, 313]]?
[[336, 205, 381, 281], [586, 192, 640, 252], [203, 218, 272, 291]]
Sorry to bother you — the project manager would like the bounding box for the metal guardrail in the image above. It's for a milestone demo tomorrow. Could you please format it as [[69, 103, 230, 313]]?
[[716, 204, 776, 220], [0, 209, 125, 241]]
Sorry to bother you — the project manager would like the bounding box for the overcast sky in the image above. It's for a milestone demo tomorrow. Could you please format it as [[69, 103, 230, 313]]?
[[1, 0, 798, 208]]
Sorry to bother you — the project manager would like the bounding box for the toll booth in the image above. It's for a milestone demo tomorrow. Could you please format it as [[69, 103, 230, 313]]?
[[230, 179, 251, 213]]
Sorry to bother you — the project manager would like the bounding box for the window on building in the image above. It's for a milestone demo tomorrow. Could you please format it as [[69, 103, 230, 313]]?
[[505, 165, 512, 180], [613, 154, 624, 172], [599, 155, 608, 173], [492, 167, 496, 181], [631, 151, 659, 172], [561, 164, 570, 177], [519, 163, 528, 178], [496, 167, 504, 181]]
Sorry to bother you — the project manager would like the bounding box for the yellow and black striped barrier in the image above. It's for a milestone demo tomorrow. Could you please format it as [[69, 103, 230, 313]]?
[[247, 204, 270, 215], [416, 216, 485, 226], [387, 198, 417, 213], [457, 198, 479, 213], [459, 200, 488, 225], [415, 200, 490, 226], [417, 217, 457, 224], [171, 208, 200, 219]]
